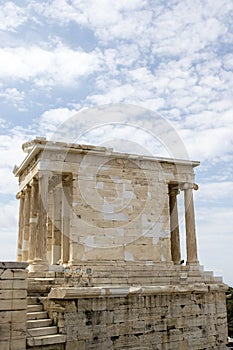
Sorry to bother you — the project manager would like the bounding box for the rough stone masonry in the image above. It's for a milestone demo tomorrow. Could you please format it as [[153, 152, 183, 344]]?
[[10, 138, 228, 349]]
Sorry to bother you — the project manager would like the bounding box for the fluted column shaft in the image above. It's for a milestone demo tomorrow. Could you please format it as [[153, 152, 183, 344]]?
[[61, 174, 72, 264], [32, 172, 49, 271], [47, 189, 53, 264], [183, 183, 199, 264], [22, 185, 31, 262], [51, 185, 62, 265], [16, 192, 25, 262], [169, 185, 181, 264], [28, 178, 38, 263]]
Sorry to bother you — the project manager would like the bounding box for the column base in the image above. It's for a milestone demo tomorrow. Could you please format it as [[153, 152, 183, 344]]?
[[67, 260, 80, 267], [27, 259, 34, 265], [28, 259, 49, 273], [186, 261, 200, 270]]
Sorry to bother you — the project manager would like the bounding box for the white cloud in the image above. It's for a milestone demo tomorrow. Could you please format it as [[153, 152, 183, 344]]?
[[104, 44, 141, 71], [0, 117, 8, 128], [179, 126, 233, 161], [89, 83, 139, 105], [32, 0, 88, 26], [0, 230, 17, 260], [0, 126, 37, 196], [0, 167, 18, 195], [0, 200, 18, 230], [223, 54, 233, 70], [0, 2, 27, 32], [0, 45, 104, 86], [196, 181, 233, 204], [39, 107, 79, 133], [0, 198, 18, 260], [196, 207, 232, 247], [0, 131, 31, 165], [35, 0, 230, 54], [0, 88, 24, 106], [34, 0, 149, 33], [197, 205, 233, 285]]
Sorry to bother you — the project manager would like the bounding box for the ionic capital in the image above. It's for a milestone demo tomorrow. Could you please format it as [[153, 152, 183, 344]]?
[[180, 182, 198, 191], [62, 173, 73, 185], [22, 183, 31, 194], [169, 184, 180, 196], [16, 191, 24, 200], [29, 177, 38, 187]]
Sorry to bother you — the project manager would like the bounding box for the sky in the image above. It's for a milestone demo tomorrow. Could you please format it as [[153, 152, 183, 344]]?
[[0, 0, 232, 285]]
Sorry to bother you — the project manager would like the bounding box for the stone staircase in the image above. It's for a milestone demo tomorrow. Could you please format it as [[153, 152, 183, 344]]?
[[26, 297, 66, 348]]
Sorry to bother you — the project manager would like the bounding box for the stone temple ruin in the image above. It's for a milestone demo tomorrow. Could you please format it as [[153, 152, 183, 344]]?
[[0, 137, 228, 349]]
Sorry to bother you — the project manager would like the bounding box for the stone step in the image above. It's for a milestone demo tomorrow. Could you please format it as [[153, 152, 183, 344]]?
[[27, 326, 58, 337], [27, 304, 43, 312], [27, 318, 52, 329], [27, 311, 48, 320], [27, 296, 40, 305], [26, 295, 65, 347], [27, 334, 66, 347]]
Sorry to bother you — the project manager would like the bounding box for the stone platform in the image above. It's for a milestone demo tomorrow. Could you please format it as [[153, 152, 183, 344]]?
[[26, 263, 228, 350], [42, 280, 227, 350]]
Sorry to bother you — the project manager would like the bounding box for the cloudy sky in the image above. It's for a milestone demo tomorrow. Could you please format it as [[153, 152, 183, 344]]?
[[0, 0, 232, 285]]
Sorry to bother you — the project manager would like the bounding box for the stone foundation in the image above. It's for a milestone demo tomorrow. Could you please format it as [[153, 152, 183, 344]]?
[[42, 284, 228, 350], [0, 263, 227, 349]]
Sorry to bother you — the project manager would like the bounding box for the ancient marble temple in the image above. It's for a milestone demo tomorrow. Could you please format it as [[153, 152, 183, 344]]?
[[13, 138, 228, 350], [14, 137, 200, 271]]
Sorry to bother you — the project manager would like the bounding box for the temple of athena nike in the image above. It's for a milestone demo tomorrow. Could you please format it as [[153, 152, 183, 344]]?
[[0, 137, 227, 350]]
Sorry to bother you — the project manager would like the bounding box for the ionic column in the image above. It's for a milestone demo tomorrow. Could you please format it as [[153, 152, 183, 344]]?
[[16, 191, 25, 262], [183, 183, 199, 265], [61, 174, 72, 264], [28, 178, 38, 264], [22, 185, 31, 262], [51, 185, 62, 265], [47, 189, 53, 264], [32, 172, 49, 271], [169, 185, 181, 264], [68, 175, 76, 265]]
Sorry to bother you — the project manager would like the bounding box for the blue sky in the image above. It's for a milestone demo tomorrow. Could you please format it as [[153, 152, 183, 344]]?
[[0, 0, 232, 285]]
